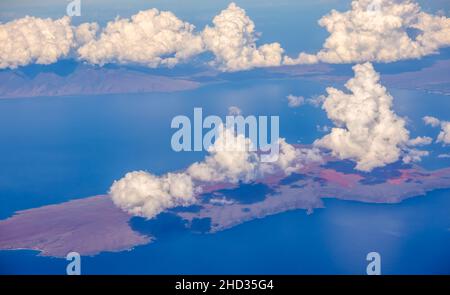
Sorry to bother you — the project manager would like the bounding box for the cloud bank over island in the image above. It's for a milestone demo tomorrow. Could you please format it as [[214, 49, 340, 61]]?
[[2, 0, 446, 219], [201, 3, 283, 71], [0, 3, 283, 71], [110, 125, 322, 219], [2, 1, 449, 71], [110, 171, 197, 219]]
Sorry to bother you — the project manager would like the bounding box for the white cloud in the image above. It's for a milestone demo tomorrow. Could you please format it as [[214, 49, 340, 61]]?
[[285, 0, 450, 65], [110, 125, 317, 218], [317, 125, 331, 133], [314, 62, 426, 171], [109, 171, 196, 219], [187, 126, 260, 184], [209, 197, 235, 205], [422, 116, 450, 145], [437, 121, 450, 145], [403, 148, 429, 164], [186, 125, 317, 183], [284, 52, 319, 65], [408, 136, 432, 146], [287, 94, 305, 108], [0, 16, 75, 69], [77, 9, 204, 68], [261, 139, 323, 175], [2, 3, 284, 71], [228, 106, 242, 115], [306, 95, 327, 107], [423, 116, 441, 127], [74, 22, 99, 45], [3, 1, 450, 70], [202, 3, 284, 71]]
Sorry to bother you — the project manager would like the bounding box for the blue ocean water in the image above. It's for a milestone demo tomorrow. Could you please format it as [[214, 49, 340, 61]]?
[[0, 76, 328, 219], [1, 189, 449, 274], [0, 70, 449, 274]]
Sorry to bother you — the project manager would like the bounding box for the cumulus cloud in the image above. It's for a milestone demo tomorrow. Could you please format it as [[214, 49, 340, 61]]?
[[187, 126, 260, 183], [306, 95, 327, 107], [202, 3, 284, 71], [228, 106, 242, 115], [438, 121, 450, 145], [317, 125, 331, 133], [0, 16, 75, 69], [3, 1, 450, 70], [403, 148, 429, 164], [408, 136, 433, 146], [260, 139, 323, 175], [109, 171, 196, 219], [186, 125, 318, 183], [209, 197, 235, 205], [423, 116, 441, 127], [287, 94, 305, 108], [285, 0, 450, 65], [77, 9, 204, 68], [110, 124, 321, 218], [423, 116, 450, 145], [314, 62, 427, 171]]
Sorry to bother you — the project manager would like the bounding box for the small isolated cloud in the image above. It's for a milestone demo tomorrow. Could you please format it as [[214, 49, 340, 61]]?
[[0, 16, 75, 69], [77, 9, 204, 68], [286, 94, 326, 108], [306, 95, 327, 107], [314, 62, 427, 171], [260, 139, 323, 175], [228, 106, 242, 115], [202, 3, 284, 71], [109, 171, 196, 219], [284, 0, 450, 65], [286, 94, 305, 108]]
